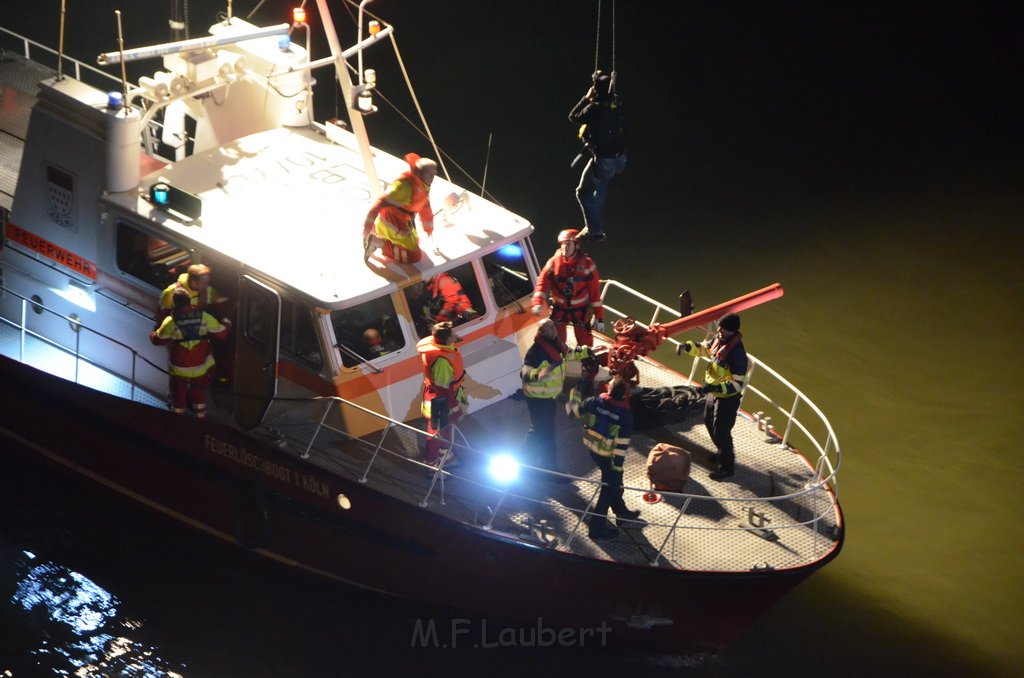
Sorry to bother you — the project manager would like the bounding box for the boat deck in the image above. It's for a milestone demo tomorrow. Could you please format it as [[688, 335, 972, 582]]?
[[0, 312, 839, 574], [257, 352, 840, 575]]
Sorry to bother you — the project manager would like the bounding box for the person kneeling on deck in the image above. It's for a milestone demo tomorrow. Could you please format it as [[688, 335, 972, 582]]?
[[520, 318, 592, 479], [150, 288, 231, 419], [567, 376, 640, 540], [417, 322, 467, 468], [363, 153, 437, 263]]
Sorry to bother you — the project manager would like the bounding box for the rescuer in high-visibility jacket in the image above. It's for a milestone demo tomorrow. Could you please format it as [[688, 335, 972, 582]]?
[[679, 312, 748, 481], [531, 229, 604, 347], [520, 318, 591, 477], [363, 153, 436, 264], [426, 272, 477, 324], [150, 288, 231, 418], [158, 263, 227, 318], [158, 263, 232, 383], [416, 322, 467, 467], [567, 376, 640, 539]]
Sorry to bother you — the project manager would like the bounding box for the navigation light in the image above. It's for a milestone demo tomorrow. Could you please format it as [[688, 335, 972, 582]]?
[[497, 243, 523, 259]]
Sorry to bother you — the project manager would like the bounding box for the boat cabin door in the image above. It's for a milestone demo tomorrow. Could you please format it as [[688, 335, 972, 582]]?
[[234, 275, 281, 430]]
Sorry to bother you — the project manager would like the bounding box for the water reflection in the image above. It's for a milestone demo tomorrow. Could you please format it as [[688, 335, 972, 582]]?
[[6, 549, 184, 677]]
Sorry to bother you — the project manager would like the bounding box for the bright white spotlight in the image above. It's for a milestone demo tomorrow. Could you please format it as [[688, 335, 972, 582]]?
[[488, 453, 520, 484]]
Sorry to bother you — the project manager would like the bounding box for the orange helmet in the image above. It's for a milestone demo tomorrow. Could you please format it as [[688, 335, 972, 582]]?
[[557, 229, 579, 243]]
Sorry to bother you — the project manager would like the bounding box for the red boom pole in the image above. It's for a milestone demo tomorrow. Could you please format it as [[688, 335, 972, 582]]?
[[606, 283, 784, 383]]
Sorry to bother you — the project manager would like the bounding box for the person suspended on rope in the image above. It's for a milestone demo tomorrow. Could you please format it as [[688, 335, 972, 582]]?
[[363, 153, 437, 263], [569, 70, 626, 243]]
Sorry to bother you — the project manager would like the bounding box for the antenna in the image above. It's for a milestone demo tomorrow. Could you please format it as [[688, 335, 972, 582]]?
[[57, 0, 66, 80], [114, 10, 130, 113], [481, 132, 493, 199]]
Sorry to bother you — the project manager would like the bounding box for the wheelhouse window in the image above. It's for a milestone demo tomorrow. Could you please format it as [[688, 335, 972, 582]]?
[[403, 262, 484, 339], [482, 241, 534, 309], [115, 221, 191, 290], [243, 286, 276, 348], [280, 298, 323, 371], [330, 295, 406, 368]]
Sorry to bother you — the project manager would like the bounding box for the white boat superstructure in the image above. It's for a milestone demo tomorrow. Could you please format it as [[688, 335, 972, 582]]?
[[3, 12, 539, 436]]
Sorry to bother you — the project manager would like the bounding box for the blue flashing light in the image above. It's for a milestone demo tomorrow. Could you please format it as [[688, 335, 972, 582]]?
[[278, 35, 292, 51], [147, 181, 202, 219], [496, 243, 523, 259], [488, 453, 521, 484], [151, 183, 170, 206]]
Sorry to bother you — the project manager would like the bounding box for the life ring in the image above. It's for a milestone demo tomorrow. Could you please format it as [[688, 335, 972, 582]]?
[[232, 489, 273, 548]]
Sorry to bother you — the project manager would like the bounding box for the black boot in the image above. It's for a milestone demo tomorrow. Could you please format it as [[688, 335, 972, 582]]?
[[709, 466, 735, 481], [614, 506, 641, 521]]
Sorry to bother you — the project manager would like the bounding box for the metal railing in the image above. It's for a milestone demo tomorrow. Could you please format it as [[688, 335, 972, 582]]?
[[271, 387, 840, 568], [599, 278, 842, 489], [0, 26, 122, 90], [1, 278, 841, 569], [0, 26, 178, 162], [0, 283, 166, 401]]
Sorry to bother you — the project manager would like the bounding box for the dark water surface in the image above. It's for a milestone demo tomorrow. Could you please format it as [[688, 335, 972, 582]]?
[[1, 1, 1022, 676]]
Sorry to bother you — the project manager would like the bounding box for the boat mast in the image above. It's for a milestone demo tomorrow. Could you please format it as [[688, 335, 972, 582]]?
[[169, 0, 187, 41], [314, 0, 380, 191]]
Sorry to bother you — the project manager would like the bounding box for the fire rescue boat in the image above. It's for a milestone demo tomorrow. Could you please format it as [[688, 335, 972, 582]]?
[[0, 2, 842, 655]]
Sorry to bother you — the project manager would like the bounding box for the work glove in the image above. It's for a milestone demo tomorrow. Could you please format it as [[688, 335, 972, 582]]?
[[592, 319, 605, 333], [531, 304, 543, 316], [699, 384, 715, 394]]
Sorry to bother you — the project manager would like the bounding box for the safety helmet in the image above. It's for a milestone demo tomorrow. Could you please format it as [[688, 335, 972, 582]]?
[[557, 229, 579, 243]]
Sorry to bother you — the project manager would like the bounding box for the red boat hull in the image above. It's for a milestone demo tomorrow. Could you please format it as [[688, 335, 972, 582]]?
[[0, 354, 838, 654]]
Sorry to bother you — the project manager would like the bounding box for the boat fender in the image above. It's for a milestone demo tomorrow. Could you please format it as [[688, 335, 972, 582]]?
[[232, 489, 273, 549]]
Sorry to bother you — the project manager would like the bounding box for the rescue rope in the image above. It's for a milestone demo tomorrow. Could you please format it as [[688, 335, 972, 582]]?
[[593, 0, 617, 77], [332, 0, 499, 202], [387, 35, 450, 183]]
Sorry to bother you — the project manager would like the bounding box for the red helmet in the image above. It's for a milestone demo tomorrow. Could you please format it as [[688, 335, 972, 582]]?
[[557, 229, 579, 243]]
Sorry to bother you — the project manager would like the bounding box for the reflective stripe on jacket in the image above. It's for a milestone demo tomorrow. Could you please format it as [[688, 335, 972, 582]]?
[[520, 338, 585, 399], [581, 392, 633, 469], [159, 273, 220, 310], [683, 333, 748, 397], [416, 336, 466, 419], [531, 253, 603, 319], [150, 309, 228, 378], [366, 171, 433, 252]]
